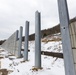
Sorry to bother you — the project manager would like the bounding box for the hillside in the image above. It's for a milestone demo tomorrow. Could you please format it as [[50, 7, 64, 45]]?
[[22, 17, 76, 41], [0, 40, 6, 45]]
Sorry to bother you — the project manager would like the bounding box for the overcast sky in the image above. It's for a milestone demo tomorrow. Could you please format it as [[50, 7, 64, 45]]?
[[0, 0, 76, 40]]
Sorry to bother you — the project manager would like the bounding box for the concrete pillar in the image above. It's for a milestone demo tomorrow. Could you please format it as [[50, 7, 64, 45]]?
[[35, 11, 41, 68], [16, 30, 19, 41], [24, 21, 29, 61], [57, 0, 75, 75], [18, 26, 23, 58], [14, 30, 19, 55]]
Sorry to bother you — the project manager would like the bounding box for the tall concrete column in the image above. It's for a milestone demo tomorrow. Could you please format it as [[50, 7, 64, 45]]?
[[14, 30, 19, 55], [24, 21, 29, 61], [18, 26, 23, 58], [35, 11, 41, 68], [16, 30, 19, 41], [57, 0, 75, 75]]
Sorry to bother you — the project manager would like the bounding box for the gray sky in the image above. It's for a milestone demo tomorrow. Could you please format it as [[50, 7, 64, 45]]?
[[0, 0, 76, 40]]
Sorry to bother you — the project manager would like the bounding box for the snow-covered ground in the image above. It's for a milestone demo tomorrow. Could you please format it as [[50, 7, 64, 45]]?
[[0, 35, 65, 75]]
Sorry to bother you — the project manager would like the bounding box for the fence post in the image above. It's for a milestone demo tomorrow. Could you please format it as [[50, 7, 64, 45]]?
[[57, 0, 75, 75], [35, 11, 41, 68], [18, 26, 23, 58], [24, 21, 29, 61], [14, 30, 19, 56], [16, 30, 19, 41]]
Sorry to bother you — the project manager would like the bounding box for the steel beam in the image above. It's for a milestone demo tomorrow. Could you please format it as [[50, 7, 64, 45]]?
[[57, 0, 75, 75], [18, 26, 23, 58], [35, 11, 41, 68], [24, 21, 29, 61], [16, 30, 19, 41]]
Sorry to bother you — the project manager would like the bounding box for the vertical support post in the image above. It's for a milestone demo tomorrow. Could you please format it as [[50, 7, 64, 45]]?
[[16, 30, 19, 41], [57, 0, 75, 75], [14, 30, 19, 55], [35, 11, 41, 68], [18, 26, 23, 58], [24, 21, 29, 61]]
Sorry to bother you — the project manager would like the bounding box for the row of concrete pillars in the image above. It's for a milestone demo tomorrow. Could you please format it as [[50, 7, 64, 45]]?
[[16, 11, 41, 68], [5, 0, 75, 74]]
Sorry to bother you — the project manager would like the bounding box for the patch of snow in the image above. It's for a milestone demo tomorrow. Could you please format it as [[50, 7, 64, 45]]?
[[0, 36, 65, 75]]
